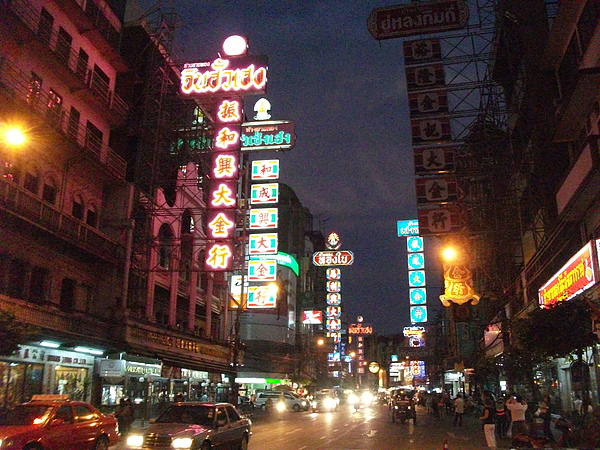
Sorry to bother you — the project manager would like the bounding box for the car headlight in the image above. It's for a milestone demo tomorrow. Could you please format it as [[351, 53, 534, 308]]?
[[324, 398, 336, 409], [126, 434, 144, 447], [361, 392, 373, 404], [276, 401, 286, 412], [0, 438, 14, 448], [348, 394, 359, 404], [172, 438, 194, 449]]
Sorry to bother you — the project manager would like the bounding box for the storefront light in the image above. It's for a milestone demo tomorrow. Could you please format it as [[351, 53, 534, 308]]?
[[74, 346, 104, 356], [40, 340, 61, 348]]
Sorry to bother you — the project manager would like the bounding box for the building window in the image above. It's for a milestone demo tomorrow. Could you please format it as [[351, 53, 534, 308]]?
[[68, 107, 81, 140], [23, 168, 40, 195], [60, 278, 76, 310], [85, 121, 103, 156], [86, 207, 97, 227], [27, 73, 42, 107], [47, 89, 63, 125], [38, 8, 54, 45], [72, 195, 84, 220], [56, 27, 72, 65], [91, 64, 110, 101], [7, 258, 27, 300], [29, 266, 49, 305], [76, 48, 89, 80], [42, 178, 57, 205], [158, 224, 173, 269]]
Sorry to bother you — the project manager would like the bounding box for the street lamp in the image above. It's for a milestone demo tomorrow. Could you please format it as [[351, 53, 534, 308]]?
[[1, 123, 28, 181]]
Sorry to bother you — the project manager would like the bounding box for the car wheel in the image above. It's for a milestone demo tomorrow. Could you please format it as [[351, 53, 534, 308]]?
[[93, 436, 109, 450], [292, 404, 300, 412], [238, 434, 249, 450]]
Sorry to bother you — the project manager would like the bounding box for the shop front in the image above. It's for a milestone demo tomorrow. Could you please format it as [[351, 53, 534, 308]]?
[[0, 344, 95, 409]]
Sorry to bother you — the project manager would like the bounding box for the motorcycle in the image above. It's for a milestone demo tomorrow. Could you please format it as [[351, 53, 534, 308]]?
[[348, 391, 374, 411]]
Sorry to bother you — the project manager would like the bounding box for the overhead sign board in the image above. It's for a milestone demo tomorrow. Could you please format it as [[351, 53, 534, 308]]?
[[367, 0, 470, 41], [180, 55, 268, 97], [397, 219, 419, 236], [241, 121, 296, 151], [312, 251, 355, 266], [348, 323, 373, 335]]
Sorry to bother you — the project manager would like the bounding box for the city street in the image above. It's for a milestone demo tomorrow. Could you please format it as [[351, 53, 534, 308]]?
[[247, 403, 497, 450]]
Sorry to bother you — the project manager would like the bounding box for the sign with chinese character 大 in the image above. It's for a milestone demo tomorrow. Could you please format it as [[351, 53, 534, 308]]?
[[248, 233, 278, 255]]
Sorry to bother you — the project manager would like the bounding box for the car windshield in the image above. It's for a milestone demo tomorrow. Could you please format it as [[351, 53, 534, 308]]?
[[155, 405, 215, 427], [0, 405, 53, 426]]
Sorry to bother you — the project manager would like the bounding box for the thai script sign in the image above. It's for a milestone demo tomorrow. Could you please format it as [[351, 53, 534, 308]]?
[[348, 323, 374, 335], [241, 121, 295, 151], [368, 0, 470, 40], [312, 250, 355, 266], [538, 241, 596, 307], [180, 56, 268, 96], [397, 219, 420, 236], [403, 326, 426, 337]]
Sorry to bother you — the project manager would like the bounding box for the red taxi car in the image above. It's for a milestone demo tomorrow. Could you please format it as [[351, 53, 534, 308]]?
[[0, 394, 118, 450]]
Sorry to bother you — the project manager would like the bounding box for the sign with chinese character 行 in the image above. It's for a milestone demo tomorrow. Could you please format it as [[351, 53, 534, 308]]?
[[247, 284, 277, 309], [205, 241, 234, 271]]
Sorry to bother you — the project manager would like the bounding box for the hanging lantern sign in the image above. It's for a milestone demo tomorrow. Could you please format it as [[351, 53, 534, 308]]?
[[247, 260, 277, 282]]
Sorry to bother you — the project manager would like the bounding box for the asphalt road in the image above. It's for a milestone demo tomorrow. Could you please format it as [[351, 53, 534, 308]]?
[[246, 403, 501, 450]]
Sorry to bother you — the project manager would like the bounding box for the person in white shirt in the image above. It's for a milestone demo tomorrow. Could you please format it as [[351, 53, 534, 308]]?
[[506, 395, 528, 437], [453, 394, 465, 427]]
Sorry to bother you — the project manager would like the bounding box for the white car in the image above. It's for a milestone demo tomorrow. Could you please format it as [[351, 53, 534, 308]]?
[[254, 391, 307, 412]]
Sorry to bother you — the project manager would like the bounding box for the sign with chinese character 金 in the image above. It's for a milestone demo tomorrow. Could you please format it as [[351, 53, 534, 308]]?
[[241, 121, 296, 151], [538, 241, 596, 308], [410, 288, 427, 305], [409, 91, 449, 117], [180, 56, 268, 97], [415, 176, 461, 205], [247, 284, 277, 309], [368, 0, 470, 41], [251, 160, 280, 180], [247, 259, 277, 282], [248, 233, 278, 255], [413, 146, 456, 175], [208, 181, 237, 208], [326, 318, 342, 331], [249, 208, 278, 229], [439, 263, 480, 306], [250, 183, 279, 204], [206, 210, 235, 239], [312, 251, 355, 266], [205, 241, 234, 271]]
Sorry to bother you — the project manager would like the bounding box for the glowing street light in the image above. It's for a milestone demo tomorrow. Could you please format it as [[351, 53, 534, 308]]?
[[3, 127, 26, 146]]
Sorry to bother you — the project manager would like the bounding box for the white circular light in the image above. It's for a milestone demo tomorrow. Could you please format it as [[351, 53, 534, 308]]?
[[222, 35, 247, 56]]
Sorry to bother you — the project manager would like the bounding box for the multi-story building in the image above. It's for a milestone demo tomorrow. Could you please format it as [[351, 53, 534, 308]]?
[[483, 0, 600, 410], [0, 0, 130, 407]]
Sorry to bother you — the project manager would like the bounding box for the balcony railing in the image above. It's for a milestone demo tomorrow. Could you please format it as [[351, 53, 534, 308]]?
[[0, 178, 124, 262], [0, 56, 127, 179], [5, 0, 128, 120]]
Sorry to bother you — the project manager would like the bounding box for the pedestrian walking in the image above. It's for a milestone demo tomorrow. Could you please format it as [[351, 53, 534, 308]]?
[[506, 394, 528, 438], [535, 396, 554, 442], [453, 394, 464, 426], [431, 394, 440, 419], [480, 398, 497, 449], [115, 398, 134, 437], [494, 396, 508, 438]]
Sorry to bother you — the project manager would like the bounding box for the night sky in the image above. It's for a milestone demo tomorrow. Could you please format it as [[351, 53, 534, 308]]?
[[128, 0, 444, 335]]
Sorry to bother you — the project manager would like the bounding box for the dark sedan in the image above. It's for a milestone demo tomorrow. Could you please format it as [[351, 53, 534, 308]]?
[[126, 402, 251, 450]]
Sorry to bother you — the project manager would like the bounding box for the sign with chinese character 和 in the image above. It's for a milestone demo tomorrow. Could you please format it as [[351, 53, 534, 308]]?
[[251, 160, 280, 180]]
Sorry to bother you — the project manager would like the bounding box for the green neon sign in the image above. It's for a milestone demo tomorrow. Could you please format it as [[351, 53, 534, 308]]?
[[250, 252, 299, 276]]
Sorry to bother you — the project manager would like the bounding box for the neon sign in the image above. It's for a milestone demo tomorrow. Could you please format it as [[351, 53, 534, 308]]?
[[205, 242, 233, 270], [206, 211, 235, 239], [211, 153, 238, 179], [348, 323, 373, 335], [181, 56, 268, 96], [209, 181, 237, 208]]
